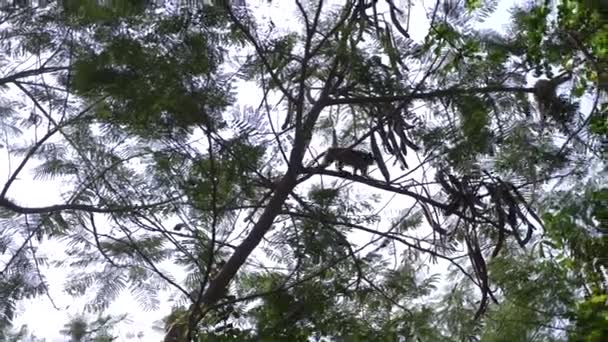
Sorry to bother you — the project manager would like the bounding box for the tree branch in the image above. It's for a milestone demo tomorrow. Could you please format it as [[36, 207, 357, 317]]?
[[0, 196, 178, 215], [327, 85, 534, 106]]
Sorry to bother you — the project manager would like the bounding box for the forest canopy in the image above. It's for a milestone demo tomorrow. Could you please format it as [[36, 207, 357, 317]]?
[[0, 0, 605, 341]]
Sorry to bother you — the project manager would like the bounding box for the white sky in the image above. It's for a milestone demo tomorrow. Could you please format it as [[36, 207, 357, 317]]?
[[2, 0, 519, 340]]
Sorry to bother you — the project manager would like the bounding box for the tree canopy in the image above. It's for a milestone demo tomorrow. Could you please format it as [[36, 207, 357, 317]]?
[[0, 0, 605, 341]]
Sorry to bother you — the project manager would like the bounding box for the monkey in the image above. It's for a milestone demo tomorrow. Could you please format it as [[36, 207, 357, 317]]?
[[173, 223, 186, 231], [533, 72, 572, 118], [323, 147, 375, 176]]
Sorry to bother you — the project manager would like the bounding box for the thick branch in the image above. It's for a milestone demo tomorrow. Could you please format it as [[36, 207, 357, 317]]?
[[0, 197, 176, 215], [198, 174, 297, 304], [327, 86, 534, 106], [302, 167, 451, 210], [0, 66, 68, 86], [191, 54, 338, 331]]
